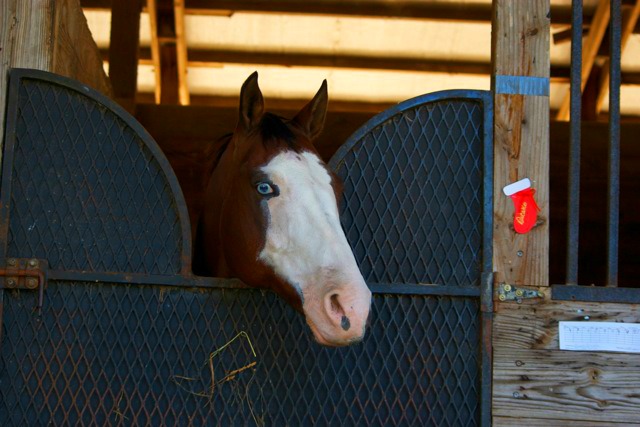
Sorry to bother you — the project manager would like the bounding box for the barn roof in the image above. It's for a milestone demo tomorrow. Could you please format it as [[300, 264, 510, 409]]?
[[81, 0, 640, 118]]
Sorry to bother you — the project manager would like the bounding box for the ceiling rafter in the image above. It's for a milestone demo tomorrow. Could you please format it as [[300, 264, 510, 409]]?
[[80, 0, 640, 33], [149, 0, 189, 105], [99, 46, 640, 86]]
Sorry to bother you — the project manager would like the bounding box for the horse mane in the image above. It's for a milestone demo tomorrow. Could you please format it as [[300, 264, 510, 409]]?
[[211, 113, 302, 171]]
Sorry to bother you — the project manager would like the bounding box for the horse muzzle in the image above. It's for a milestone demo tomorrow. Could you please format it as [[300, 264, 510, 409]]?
[[303, 279, 372, 347]]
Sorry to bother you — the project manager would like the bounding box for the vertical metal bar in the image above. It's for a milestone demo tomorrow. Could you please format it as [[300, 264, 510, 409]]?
[[607, 0, 621, 287], [479, 92, 493, 427], [566, 0, 583, 285]]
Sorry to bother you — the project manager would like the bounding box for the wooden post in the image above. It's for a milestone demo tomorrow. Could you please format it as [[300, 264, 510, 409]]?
[[492, 0, 550, 288], [0, 0, 111, 150], [108, 0, 142, 112]]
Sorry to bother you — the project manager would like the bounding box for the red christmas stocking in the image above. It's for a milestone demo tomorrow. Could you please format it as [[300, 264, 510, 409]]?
[[503, 178, 540, 234]]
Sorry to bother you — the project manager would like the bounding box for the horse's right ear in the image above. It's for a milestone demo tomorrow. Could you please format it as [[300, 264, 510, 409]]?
[[238, 71, 264, 130]]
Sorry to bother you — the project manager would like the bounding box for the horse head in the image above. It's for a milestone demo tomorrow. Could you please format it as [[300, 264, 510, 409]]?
[[197, 72, 372, 347]]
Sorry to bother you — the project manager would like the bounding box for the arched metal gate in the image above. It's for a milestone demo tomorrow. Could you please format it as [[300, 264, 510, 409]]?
[[0, 69, 492, 426]]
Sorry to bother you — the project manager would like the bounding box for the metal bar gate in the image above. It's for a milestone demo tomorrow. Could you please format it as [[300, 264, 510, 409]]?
[[0, 69, 492, 426]]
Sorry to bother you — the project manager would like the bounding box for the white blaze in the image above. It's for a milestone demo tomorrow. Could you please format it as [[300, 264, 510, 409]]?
[[258, 151, 360, 292], [257, 150, 371, 346]]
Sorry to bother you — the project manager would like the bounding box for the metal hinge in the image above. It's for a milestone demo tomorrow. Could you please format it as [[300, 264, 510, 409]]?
[[0, 258, 48, 313], [497, 283, 543, 304]]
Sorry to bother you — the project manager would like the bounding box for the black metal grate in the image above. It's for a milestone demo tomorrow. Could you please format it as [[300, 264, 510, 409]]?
[[0, 72, 491, 426], [0, 282, 480, 426], [331, 98, 485, 286], [4, 77, 184, 275]]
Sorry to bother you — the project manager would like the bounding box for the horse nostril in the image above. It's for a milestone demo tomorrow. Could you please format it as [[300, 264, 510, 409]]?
[[341, 315, 351, 331], [329, 293, 351, 331]]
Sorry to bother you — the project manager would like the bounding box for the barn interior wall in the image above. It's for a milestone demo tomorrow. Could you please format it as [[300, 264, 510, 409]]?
[[136, 103, 640, 289]]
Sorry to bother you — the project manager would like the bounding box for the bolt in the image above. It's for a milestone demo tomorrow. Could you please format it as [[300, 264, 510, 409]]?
[[517, 250, 524, 257], [498, 293, 506, 301], [516, 297, 523, 304], [7, 258, 16, 267], [504, 284, 512, 292], [6, 278, 16, 288], [515, 360, 524, 367], [515, 289, 524, 297], [577, 309, 584, 313], [537, 291, 544, 298], [26, 278, 38, 289], [513, 391, 520, 398], [28, 259, 38, 267], [584, 316, 590, 321]]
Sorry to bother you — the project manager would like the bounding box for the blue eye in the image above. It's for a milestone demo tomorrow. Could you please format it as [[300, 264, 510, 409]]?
[[256, 182, 275, 196]]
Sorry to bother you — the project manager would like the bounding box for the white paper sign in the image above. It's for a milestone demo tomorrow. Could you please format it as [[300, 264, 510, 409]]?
[[559, 321, 640, 353]]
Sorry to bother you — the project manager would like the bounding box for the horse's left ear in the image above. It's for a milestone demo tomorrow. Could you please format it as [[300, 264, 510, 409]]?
[[238, 71, 264, 130], [293, 80, 328, 140]]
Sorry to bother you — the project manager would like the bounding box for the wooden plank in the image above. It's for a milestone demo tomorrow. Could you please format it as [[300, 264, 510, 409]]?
[[595, 1, 640, 114], [491, 0, 550, 287], [136, 92, 393, 113], [492, 299, 640, 424], [174, 0, 190, 105], [556, 0, 610, 121], [108, 0, 142, 112], [494, 416, 634, 426], [135, 103, 373, 155]]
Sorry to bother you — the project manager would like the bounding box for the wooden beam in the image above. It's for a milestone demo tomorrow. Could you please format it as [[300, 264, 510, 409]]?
[[174, 0, 190, 105], [595, 1, 640, 114], [147, 0, 162, 103], [492, 0, 551, 287], [156, 0, 180, 104], [108, 0, 142, 112], [100, 47, 588, 84], [556, 0, 611, 121], [80, 0, 640, 32]]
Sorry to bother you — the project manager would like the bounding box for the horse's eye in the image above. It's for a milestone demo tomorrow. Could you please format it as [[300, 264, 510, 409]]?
[[256, 182, 276, 196]]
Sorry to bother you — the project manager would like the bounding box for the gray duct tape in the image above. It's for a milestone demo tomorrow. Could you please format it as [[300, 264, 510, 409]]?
[[495, 75, 549, 96]]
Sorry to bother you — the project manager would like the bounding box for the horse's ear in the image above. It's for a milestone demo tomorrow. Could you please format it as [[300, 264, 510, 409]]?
[[293, 80, 328, 140], [238, 71, 264, 130]]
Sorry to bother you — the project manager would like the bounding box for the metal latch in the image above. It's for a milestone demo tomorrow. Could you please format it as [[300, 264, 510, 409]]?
[[0, 258, 48, 313], [497, 283, 543, 304]]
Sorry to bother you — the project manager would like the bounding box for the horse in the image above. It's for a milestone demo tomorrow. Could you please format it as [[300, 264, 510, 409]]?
[[194, 72, 372, 347]]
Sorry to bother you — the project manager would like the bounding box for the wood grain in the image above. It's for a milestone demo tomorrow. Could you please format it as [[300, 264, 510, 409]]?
[[494, 415, 634, 426], [493, 299, 640, 424], [492, 0, 550, 287], [52, 0, 111, 95]]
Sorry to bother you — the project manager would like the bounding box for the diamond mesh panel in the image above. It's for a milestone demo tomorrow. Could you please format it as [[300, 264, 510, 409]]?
[[5, 78, 183, 274], [332, 100, 484, 286], [0, 283, 480, 426]]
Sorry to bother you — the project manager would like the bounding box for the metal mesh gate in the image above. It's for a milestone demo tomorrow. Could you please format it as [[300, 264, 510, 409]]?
[[0, 70, 492, 426]]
